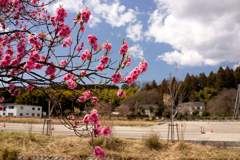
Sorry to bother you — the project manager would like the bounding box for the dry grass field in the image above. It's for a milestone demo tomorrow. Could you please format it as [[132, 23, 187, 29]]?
[[0, 131, 240, 159]]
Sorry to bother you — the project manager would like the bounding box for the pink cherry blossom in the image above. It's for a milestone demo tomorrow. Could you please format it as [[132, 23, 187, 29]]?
[[102, 43, 112, 52], [76, 46, 82, 51], [78, 96, 86, 102], [83, 91, 92, 100], [0, 98, 5, 102], [94, 146, 105, 158], [26, 84, 34, 91], [117, 90, 126, 98], [96, 63, 105, 71], [81, 9, 91, 23], [9, 83, 15, 93], [80, 25, 86, 32], [81, 70, 87, 76], [124, 76, 133, 85], [111, 72, 122, 84], [82, 115, 89, 124], [100, 56, 109, 65], [102, 126, 111, 136], [91, 97, 98, 105]]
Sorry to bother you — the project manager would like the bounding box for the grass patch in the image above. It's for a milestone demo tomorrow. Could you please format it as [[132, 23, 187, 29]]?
[[0, 148, 19, 160], [142, 130, 162, 150], [0, 131, 240, 159], [176, 141, 188, 151]]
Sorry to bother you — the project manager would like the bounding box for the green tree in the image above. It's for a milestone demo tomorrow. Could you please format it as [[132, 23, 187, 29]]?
[[202, 110, 209, 117], [150, 80, 157, 89], [161, 79, 168, 94], [207, 71, 216, 88], [176, 112, 183, 120], [215, 66, 226, 90], [198, 73, 207, 90], [156, 102, 165, 117], [121, 84, 129, 90], [225, 66, 235, 88], [192, 110, 199, 116], [234, 66, 240, 87], [184, 73, 192, 95], [144, 83, 151, 90], [191, 75, 199, 92], [163, 110, 171, 118]]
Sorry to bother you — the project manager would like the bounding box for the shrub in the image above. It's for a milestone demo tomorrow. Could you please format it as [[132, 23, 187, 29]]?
[[142, 130, 162, 150], [89, 136, 124, 151], [192, 110, 199, 116], [163, 110, 171, 118], [176, 112, 183, 120], [0, 148, 19, 160], [176, 141, 188, 151], [202, 110, 209, 117]]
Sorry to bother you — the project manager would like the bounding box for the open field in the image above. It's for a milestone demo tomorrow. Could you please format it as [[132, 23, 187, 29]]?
[[0, 131, 240, 159]]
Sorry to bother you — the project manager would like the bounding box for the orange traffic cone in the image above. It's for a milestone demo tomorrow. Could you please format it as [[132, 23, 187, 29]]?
[[51, 123, 54, 130], [210, 126, 213, 133], [3, 122, 5, 128], [201, 126, 205, 134]]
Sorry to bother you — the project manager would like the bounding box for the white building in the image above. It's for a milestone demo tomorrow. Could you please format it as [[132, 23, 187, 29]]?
[[0, 103, 42, 118]]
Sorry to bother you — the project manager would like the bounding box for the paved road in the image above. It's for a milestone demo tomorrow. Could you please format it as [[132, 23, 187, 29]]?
[[1, 121, 240, 141]]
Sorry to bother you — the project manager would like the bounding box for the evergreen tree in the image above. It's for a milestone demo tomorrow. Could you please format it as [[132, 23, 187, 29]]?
[[198, 73, 207, 90], [234, 66, 240, 87], [144, 83, 151, 90], [150, 80, 157, 89], [184, 73, 192, 94], [225, 66, 235, 88], [161, 79, 168, 94], [215, 66, 226, 90], [207, 71, 216, 88], [191, 75, 199, 92]]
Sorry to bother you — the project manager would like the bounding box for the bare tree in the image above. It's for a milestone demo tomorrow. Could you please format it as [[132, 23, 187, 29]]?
[[166, 66, 188, 142], [207, 88, 237, 116]]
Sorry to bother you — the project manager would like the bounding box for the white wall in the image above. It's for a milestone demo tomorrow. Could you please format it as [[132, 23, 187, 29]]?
[[0, 104, 17, 117], [0, 104, 42, 118], [16, 105, 42, 118]]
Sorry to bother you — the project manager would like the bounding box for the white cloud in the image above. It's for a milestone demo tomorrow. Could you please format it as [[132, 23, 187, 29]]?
[[157, 50, 203, 66], [111, 33, 114, 36], [88, 15, 101, 28], [146, 0, 240, 66], [126, 21, 143, 42], [44, 0, 84, 14], [129, 44, 144, 59], [88, 0, 137, 27], [233, 64, 240, 70], [46, 0, 138, 28]]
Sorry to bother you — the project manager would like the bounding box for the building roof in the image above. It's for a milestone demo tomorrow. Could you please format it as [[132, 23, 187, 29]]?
[[0, 103, 42, 107], [139, 104, 158, 109]]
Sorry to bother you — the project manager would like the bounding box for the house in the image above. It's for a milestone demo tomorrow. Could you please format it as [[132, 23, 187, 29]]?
[[0, 103, 42, 118], [178, 102, 205, 116], [138, 104, 158, 119]]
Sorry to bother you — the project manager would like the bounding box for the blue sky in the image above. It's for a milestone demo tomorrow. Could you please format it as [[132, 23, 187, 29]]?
[[43, 0, 240, 85]]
